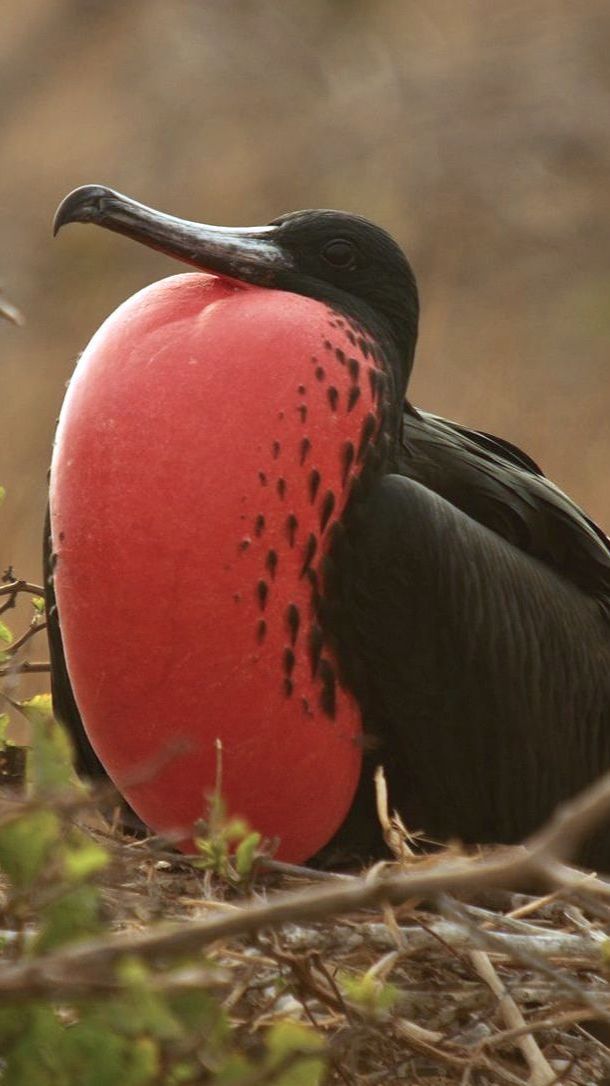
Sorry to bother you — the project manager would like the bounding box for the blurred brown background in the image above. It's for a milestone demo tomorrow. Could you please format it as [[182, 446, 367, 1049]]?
[[1, 0, 610, 700]]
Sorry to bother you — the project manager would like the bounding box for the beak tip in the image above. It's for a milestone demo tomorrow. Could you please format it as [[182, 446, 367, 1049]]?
[[53, 184, 116, 237]]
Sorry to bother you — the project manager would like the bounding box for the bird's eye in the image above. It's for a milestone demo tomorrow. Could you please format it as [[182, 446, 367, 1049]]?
[[322, 239, 356, 268]]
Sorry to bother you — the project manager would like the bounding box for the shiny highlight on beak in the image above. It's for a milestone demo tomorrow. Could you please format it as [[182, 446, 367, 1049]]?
[[53, 185, 293, 283]]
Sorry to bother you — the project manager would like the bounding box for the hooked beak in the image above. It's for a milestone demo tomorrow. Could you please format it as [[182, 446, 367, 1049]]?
[[53, 185, 293, 284]]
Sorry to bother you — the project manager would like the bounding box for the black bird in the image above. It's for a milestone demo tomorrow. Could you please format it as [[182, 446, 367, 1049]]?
[[47, 185, 610, 867]]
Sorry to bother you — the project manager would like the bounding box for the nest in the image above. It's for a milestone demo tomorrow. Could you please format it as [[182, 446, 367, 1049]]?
[[91, 842, 610, 1084], [3, 771, 610, 1085]]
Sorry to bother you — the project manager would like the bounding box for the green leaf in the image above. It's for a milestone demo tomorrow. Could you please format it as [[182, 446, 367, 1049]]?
[[212, 1055, 253, 1084], [18, 693, 54, 725], [267, 1020, 325, 1058], [235, 831, 262, 878], [31, 596, 45, 615], [56, 1016, 159, 1086], [265, 1021, 325, 1086], [0, 619, 13, 644], [167, 1060, 201, 1084], [116, 956, 150, 987], [110, 958, 184, 1041], [122, 1037, 159, 1085], [168, 987, 227, 1048], [36, 884, 102, 953], [0, 1004, 66, 1086], [0, 809, 60, 890], [340, 970, 398, 1015], [223, 817, 251, 843], [55, 1021, 128, 1086], [0, 484, 5, 507], [21, 698, 76, 794], [194, 835, 229, 877], [63, 837, 109, 882]]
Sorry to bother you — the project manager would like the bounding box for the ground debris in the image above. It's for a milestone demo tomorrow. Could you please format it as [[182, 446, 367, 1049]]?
[[3, 769, 610, 1082], [17, 818, 608, 1083]]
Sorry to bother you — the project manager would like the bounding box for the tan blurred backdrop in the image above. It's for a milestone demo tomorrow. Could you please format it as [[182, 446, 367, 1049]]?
[[1, 0, 610, 704]]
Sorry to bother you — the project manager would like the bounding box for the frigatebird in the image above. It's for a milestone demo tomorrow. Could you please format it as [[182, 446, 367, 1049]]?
[[46, 185, 610, 867]]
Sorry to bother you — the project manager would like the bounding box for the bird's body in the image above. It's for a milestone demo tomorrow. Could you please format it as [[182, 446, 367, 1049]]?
[[47, 186, 610, 867], [322, 410, 610, 863]]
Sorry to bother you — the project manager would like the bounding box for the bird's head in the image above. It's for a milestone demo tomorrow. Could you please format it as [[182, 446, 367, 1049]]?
[[54, 187, 419, 392]]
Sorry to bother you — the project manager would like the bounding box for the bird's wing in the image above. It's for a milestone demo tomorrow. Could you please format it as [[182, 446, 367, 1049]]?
[[399, 407, 610, 607], [422, 413, 546, 476], [329, 473, 610, 858]]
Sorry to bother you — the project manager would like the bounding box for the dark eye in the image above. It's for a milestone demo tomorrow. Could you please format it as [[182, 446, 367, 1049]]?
[[322, 239, 356, 268]]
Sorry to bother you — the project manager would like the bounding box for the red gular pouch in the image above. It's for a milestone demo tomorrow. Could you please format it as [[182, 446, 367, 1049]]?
[[50, 272, 387, 862]]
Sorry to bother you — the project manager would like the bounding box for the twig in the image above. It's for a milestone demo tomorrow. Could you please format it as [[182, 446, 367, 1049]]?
[[0, 660, 50, 677], [575, 1024, 610, 1070], [461, 902, 566, 936], [440, 895, 610, 1020], [0, 958, 228, 1002], [0, 780, 124, 830], [281, 918, 605, 960], [485, 1008, 607, 1051], [393, 1019, 467, 1068], [394, 1019, 529, 1086], [527, 771, 610, 867], [470, 949, 556, 1085], [506, 889, 567, 921], [3, 620, 47, 658], [261, 859, 355, 883], [374, 764, 415, 860], [0, 581, 45, 600]]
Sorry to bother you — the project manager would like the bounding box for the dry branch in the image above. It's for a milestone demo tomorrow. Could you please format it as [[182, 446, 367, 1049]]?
[[471, 949, 555, 1084]]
